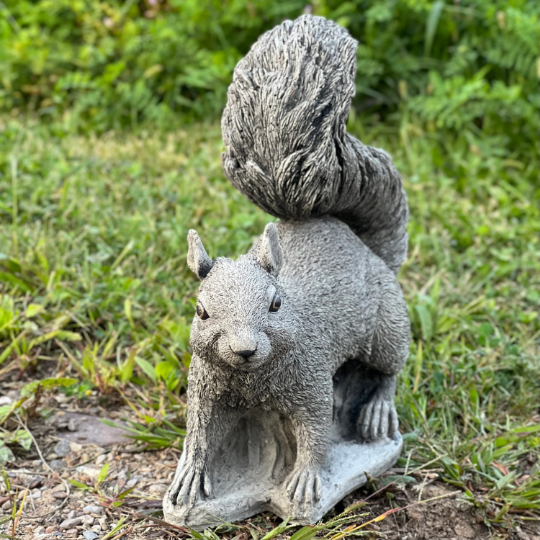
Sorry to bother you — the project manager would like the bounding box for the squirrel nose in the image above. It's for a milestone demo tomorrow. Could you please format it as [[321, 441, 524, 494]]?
[[234, 348, 257, 358], [229, 334, 258, 359]]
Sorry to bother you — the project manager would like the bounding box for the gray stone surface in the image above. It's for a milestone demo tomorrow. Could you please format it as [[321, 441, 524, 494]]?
[[164, 14, 410, 528], [83, 504, 104, 515], [164, 426, 402, 528], [53, 440, 71, 458], [48, 459, 66, 471], [222, 15, 408, 275], [52, 412, 131, 446]]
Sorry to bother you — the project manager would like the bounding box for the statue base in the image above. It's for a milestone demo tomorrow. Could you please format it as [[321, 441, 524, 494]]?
[[163, 430, 402, 529]]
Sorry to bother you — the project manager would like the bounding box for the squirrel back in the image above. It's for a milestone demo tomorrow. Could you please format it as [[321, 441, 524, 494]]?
[[221, 15, 408, 274]]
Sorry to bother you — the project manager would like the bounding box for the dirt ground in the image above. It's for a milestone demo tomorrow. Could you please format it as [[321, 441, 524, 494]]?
[[1, 381, 539, 540]]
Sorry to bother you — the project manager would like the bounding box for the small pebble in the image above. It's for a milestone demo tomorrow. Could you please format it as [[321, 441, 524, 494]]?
[[83, 531, 98, 540], [80, 515, 94, 526], [98, 517, 107, 531], [49, 459, 67, 471], [59, 517, 82, 530], [52, 491, 68, 499], [2, 500, 11, 510], [148, 484, 168, 495], [45, 526, 58, 534], [83, 504, 104, 515], [70, 442, 83, 452], [65, 529, 78, 538], [124, 477, 138, 489], [75, 465, 101, 479], [54, 440, 72, 458], [29, 477, 43, 489]]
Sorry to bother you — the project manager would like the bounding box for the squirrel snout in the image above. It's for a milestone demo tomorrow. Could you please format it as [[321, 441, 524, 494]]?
[[229, 335, 258, 359]]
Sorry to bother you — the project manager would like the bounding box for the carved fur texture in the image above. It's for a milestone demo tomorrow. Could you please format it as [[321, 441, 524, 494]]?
[[222, 14, 408, 274], [170, 15, 411, 516]]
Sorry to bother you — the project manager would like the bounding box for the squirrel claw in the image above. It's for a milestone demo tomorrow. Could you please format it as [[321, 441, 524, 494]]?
[[169, 465, 211, 506], [358, 397, 398, 441], [286, 467, 322, 504]]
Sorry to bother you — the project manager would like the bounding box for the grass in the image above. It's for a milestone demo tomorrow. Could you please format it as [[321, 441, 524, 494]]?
[[0, 114, 539, 534]]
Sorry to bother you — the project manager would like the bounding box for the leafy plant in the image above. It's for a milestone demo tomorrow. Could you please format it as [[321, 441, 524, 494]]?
[[0, 0, 537, 162], [68, 462, 137, 510]]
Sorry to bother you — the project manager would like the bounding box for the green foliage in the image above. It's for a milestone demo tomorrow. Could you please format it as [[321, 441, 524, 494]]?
[[0, 0, 538, 159]]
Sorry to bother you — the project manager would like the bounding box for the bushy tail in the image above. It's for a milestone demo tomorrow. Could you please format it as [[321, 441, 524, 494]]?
[[221, 15, 408, 274]]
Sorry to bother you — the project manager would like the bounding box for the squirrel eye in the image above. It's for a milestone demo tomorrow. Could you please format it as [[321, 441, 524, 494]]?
[[196, 303, 209, 320], [270, 294, 281, 313]]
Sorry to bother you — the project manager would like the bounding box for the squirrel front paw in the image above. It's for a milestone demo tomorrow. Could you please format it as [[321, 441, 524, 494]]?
[[169, 462, 212, 505], [358, 397, 398, 441], [286, 466, 322, 504]]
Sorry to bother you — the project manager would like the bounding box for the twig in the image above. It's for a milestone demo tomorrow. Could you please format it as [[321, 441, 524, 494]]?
[[128, 510, 190, 532], [29, 491, 37, 513], [12, 488, 28, 537], [3, 469, 55, 476], [361, 481, 396, 503], [111, 527, 132, 540], [416, 472, 427, 502], [15, 413, 52, 473], [64, 449, 111, 471], [403, 448, 414, 476], [14, 413, 72, 520], [329, 490, 462, 540], [406, 453, 448, 477]]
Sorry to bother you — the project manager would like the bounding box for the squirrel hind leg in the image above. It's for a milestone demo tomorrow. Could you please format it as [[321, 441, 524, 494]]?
[[332, 361, 383, 440], [356, 374, 399, 442], [332, 360, 401, 442], [352, 282, 410, 441]]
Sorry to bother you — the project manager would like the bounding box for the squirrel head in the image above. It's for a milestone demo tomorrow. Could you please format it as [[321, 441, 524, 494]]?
[[187, 223, 295, 371]]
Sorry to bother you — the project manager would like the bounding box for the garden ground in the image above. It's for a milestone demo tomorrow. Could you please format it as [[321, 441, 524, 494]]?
[[0, 118, 539, 539]]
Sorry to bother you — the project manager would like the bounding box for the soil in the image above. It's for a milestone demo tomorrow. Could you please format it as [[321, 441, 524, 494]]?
[[1, 379, 539, 540]]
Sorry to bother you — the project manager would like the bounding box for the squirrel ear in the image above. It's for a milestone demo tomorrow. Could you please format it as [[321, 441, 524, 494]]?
[[187, 230, 213, 280], [257, 223, 282, 277]]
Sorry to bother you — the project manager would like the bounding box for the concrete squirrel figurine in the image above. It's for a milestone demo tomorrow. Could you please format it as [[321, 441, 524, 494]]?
[[169, 15, 410, 511]]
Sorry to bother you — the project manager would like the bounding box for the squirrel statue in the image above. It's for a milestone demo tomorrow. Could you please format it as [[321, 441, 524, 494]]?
[[169, 15, 410, 512]]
